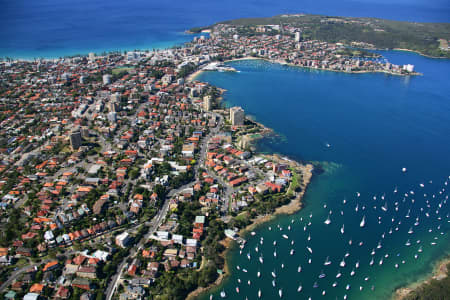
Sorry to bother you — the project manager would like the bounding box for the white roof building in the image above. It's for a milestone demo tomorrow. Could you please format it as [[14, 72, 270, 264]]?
[[186, 238, 198, 247], [44, 230, 54, 241]]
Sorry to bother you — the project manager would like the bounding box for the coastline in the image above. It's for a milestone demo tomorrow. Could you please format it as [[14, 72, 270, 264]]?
[[195, 56, 422, 78], [392, 48, 449, 59], [186, 154, 314, 300], [186, 56, 262, 82], [393, 256, 450, 300]]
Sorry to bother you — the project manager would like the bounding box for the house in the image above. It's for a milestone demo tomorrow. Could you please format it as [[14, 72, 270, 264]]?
[[77, 266, 97, 279], [171, 234, 183, 244], [16, 247, 32, 257], [64, 263, 79, 275], [93, 195, 108, 214], [119, 286, 145, 300], [11, 281, 24, 291], [43, 261, 59, 272], [256, 183, 269, 194], [163, 248, 178, 258], [72, 278, 92, 290], [0, 255, 11, 265], [156, 231, 169, 240], [115, 232, 131, 248], [186, 239, 197, 247], [23, 293, 40, 300], [54, 286, 70, 299], [4, 290, 16, 299], [130, 278, 152, 287], [73, 255, 87, 265], [80, 292, 94, 300], [148, 262, 159, 272], [180, 259, 191, 268], [92, 250, 109, 261], [181, 143, 195, 157], [29, 283, 44, 294]]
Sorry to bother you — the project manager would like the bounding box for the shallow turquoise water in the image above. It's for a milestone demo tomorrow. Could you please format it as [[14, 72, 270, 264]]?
[[2, 0, 449, 58], [196, 52, 450, 300]]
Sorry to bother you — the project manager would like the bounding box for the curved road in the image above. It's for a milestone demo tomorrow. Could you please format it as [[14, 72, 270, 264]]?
[[105, 113, 223, 300]]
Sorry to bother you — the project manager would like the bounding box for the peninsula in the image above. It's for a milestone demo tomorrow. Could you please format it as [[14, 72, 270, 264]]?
[[0, 38, 313, 299], [190, 13, 450, 59], [0, 12, 448, 300]]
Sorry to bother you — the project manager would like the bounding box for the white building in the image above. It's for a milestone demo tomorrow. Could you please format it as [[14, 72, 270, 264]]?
[[103, 74, 112, 85], [115, 232, 131, 248], [403, 64, 414, 72], [230, 106, 245, 126], [203, 95, 212, 111]]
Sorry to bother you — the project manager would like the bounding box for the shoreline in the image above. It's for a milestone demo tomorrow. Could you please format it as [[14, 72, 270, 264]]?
[[189, 56, 422, 81], [393, 256, 450, 300], [186, 155, 314, 300], [392, 48, 449, 59], [186, 56, 262, 82], [244, 57, 422, 76]]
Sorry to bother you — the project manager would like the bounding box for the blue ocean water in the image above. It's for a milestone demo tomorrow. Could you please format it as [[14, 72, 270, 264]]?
[[1, 0, 449, 58], [196, 52, 450, 299]]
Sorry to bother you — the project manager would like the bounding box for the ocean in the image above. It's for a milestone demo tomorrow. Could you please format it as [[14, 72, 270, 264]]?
[[195, 52, 450, 299], [1, 0, 449, 59]]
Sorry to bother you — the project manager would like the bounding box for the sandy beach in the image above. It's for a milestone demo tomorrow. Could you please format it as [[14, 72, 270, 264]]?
[[186, 69, 206, 82]]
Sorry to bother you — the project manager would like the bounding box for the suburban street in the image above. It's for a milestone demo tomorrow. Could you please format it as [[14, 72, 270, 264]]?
[[105, 111, 223, 300]]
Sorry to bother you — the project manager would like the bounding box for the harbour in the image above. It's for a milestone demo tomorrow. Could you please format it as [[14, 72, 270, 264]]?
[[195, 51, 450, 299]]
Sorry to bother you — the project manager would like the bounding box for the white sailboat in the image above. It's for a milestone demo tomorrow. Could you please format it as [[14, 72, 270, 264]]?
[[340, 224, 345, 234], [360, 215, 366, 227], [324, 215, 331, 225]]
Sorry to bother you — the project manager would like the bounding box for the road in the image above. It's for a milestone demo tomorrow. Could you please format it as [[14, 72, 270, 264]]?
[[105, 112, 224, 300], [0, 249, 77, 293]]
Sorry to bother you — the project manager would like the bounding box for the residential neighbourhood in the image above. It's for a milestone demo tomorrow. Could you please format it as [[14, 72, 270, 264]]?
[[0, 26, 319, 300]]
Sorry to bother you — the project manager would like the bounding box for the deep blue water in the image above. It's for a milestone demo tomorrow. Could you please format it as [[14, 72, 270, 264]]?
[[1, 0, 449, 58], [196, 52, 450, 299]]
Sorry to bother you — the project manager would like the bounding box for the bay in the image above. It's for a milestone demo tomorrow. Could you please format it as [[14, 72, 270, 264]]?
[[195, 52, 450, 299]]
